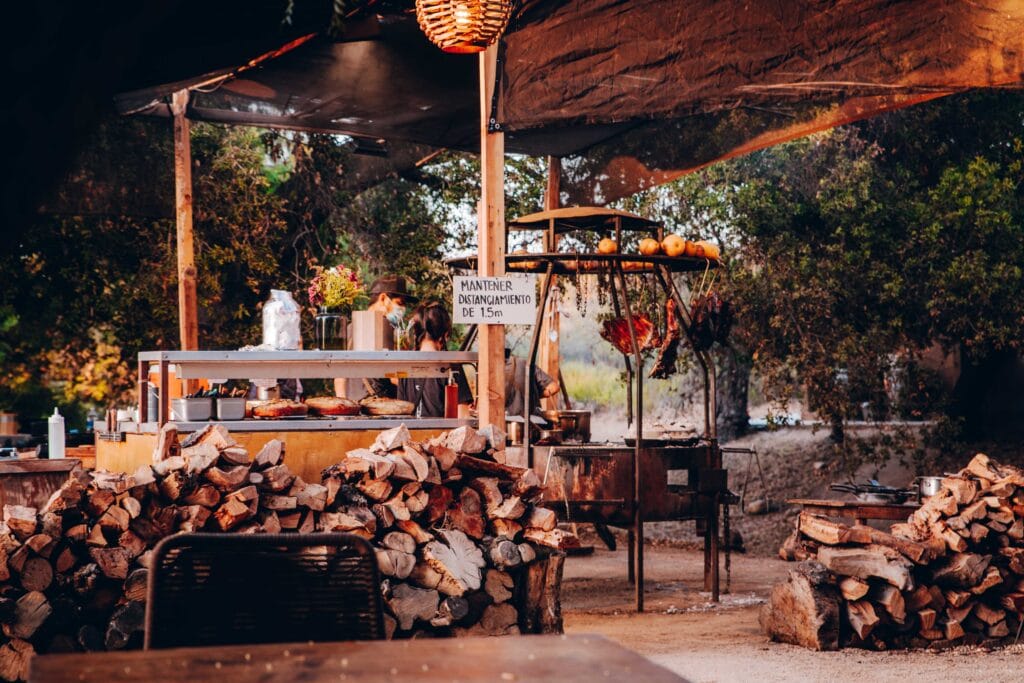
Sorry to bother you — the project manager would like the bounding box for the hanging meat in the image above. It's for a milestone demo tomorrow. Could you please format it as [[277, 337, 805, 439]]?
[[688, 291, 733, 352], [650, 299, 681, 379], [600, 315, 661, 356]]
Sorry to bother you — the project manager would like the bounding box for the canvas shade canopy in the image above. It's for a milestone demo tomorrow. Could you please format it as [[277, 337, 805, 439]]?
[[114, 0, 1024, 203]]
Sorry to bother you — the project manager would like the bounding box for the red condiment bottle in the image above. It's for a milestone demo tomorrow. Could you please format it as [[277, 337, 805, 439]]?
[[444, 370, 459, 419]]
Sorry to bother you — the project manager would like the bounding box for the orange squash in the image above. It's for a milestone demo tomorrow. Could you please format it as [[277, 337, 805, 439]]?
[[695, 241, 721, 261], [638, 237, 661, 256], [661, 234, 686, 258], [597, 238, 618, 254], [683, 239, 703, 258]]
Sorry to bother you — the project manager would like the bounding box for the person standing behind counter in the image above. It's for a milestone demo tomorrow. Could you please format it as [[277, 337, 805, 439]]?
[[397, 302, 473, 418]]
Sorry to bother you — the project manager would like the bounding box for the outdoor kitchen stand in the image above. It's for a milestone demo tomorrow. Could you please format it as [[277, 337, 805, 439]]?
[[449, 207, 734, 611]]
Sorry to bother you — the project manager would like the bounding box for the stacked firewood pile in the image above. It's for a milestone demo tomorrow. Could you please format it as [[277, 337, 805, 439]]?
[[0, 423, 570, 680], [762, 454, 1024, 651]]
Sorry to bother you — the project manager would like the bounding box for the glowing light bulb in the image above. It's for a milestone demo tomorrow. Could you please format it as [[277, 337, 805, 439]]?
[[453, 2, 474, 30]]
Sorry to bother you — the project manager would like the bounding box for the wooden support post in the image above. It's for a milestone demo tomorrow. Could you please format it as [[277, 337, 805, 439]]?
[[476, 46, 506, 428], [538, 157, 561, 410], [171, 90, 199, 393]]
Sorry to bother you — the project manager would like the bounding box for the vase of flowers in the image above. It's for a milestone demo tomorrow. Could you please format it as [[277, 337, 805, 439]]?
[[307, 264, 365, 350]]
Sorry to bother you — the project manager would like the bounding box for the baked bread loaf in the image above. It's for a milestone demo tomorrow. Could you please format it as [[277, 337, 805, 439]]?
[[306, 396, 360, 416], [252, 399, 308, 418], [359, 396, 415, 416]]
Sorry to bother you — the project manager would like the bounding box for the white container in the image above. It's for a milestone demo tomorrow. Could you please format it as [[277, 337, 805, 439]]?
[[262, 289, 302, 350], [215, 398, 246, 421], [171, 398, 213, 422], [48, 408, 66, 459]]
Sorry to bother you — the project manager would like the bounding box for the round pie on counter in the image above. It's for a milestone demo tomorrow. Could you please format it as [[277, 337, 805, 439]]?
[[359, 396, 416, 416], [305, 396, 360, 416], [252, 399, 309, 418]]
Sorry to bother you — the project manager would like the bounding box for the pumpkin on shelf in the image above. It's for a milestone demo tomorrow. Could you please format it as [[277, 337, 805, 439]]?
[[511, 249, 540, 271], [639, 237, 661, 256], [597, 238, 619, 254], [694, 241, 721, 261], [661, 234, 687, 258], [683, 240, 703, 258]]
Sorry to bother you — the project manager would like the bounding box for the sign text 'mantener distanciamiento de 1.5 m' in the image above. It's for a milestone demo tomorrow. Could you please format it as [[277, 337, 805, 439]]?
[[452, 275, 538, 325]]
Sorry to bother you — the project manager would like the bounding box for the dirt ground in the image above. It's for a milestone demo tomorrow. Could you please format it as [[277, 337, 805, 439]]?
[[560, 545, 1023, 683]]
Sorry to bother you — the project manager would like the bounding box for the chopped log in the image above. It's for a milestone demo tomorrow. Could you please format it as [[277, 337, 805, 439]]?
[[344, 450, 396, 479], [987, 620, 1010, 638], [846, 600, 879, 640], [931, 553, 991, 589], [371, 425, 411, 454], [89, 547, 130, 579], [20, 557, 53, 593], [851, 525, 935, 564], [261, 464, 295, 492], [409, 560, 443, 590], [387, 453, 417, 481], [86, 523, 107, 547], [517, 550, 564, 634], [447, 487, 485, 539], [523, 528, 581, 550], [151, 455, 185, 477], [942, 476, 978, 506], [43, 479, 85, 513], [375, 549, 415, 579], [424, 457, 442, 486], [868, 583, 906, 623], [3, 506, 37, 540], [490, 496, 526, 520], [387, 583, 438, 631], [396, 519, 434, 545], [3, 591, 50, 640], [158, 470, 186, 501], [295, 483, 328, 511], [24, 534, 52, 557], [526, 506, 557, 532], [759, 561, 840, 651], [928, 491, 959, 517], [119, 530, 146, 559], [182, 442, 219, 473], [425, 486, 454, 524], [443, 466, 463, 484], [178, 505, 212, 532], [932, 521, 968, 553], [405, 489, 429, 514], [152, 423, 180, 463], [99, 504, 131, 535], [799, 513, 871, 546], [918, 607, 937, 631], [65, 524, 88, 543], [121, 496, 142, 520], [445, 426, 486, 454], [968, 522, 990, 544], [423, 529, 486, 596], [471, 603, 520, 636], [512, 469, 544, 499], [382, 495, 411, 522], [488, 537, 523, 571], [262, 495, 298, 511], [212, 498, 252, 531], [971, 602, 1005, 626], [54, 544, 78, 573], [944, 590, 973, 609], [491, 519, 523, 539], [905, 585, 933, 611], [105, 601, 145, 650], [372, 503, 395, 529], [205, 465, 250, 491], [253, 439, 284, 469], [485, 569, 514, 603], [220, 446, 250, 466], [970, 566, 1003, 595], [816, 545, 915, 591], [0, 639, 34, 682], [430, 595, 470, 627], [298, 510, 316, 534], [944, 619, 966, 640], [382, 531, 416, 555], [468, 477, 503, 510], [430, 445, 458, 472], [401, 444, 431, 481], [839, 576, 870, 601], [182, 484, 220, 507], [356, 476, 393, 502], [454, 454, 523, 480], [965, 453, 1000, 482]]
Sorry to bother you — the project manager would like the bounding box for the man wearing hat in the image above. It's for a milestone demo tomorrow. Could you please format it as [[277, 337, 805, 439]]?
[[335, 275, 417, 400]]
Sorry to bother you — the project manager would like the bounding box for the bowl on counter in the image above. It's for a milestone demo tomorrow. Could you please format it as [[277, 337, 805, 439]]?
[[171, 398, 212, 422], [215, 398, 246, 421]]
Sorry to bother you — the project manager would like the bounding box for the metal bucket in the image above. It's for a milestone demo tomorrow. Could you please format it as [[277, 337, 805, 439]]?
[[916, 476, 944, 499]]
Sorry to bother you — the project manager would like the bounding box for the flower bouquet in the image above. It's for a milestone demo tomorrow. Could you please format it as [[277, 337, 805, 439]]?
[[307, 264, 365, 349]]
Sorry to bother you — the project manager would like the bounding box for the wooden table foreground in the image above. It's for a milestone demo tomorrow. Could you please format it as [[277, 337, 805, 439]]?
[[29, 634, 691, 683]]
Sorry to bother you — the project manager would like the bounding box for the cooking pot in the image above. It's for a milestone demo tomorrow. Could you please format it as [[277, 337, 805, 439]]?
[[916, 476, 944, 499], [542, 410, 592, 442]]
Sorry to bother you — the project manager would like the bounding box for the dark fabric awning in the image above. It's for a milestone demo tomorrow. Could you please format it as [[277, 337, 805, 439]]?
[[111, 0, 1024, 203]]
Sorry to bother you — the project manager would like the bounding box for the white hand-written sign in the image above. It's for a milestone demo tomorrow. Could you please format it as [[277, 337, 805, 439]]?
[[453, 275, 538, 325]]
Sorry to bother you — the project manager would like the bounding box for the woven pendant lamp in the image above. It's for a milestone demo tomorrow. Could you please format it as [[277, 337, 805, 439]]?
[[415, 0, 514, 54]]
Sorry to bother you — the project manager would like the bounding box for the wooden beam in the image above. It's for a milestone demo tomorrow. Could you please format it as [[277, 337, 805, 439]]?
[[538, 156, 561, 410], [475, 46, 505, 428], [171, 90, 199, 359]]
